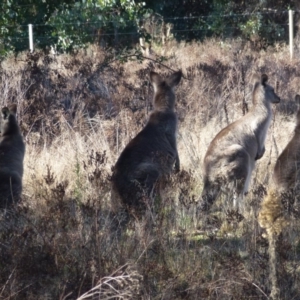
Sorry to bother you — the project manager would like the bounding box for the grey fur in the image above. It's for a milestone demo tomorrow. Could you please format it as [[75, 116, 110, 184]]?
[[198, 74, 280, 212], [0, 104, 25, 208], [111, 70, 182, 216]]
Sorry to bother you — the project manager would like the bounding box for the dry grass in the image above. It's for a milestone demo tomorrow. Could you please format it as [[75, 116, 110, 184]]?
[[0, 39, 300, 299]]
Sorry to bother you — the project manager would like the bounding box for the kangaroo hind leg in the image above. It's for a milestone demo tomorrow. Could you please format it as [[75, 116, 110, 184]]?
[[132, 164, 160, 212], [230, 150, 252, 211], [198, 178, 221, 213]]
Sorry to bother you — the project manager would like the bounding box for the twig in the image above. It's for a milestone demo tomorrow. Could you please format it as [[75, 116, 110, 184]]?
[[98, 53, 188, 79], [0, 267, 16, 297]]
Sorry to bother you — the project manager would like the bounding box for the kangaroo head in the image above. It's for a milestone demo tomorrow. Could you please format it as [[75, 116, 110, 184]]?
[[150, 70, 182, 111], [252, 74, 280, 105], [0, 104, 18, 136]]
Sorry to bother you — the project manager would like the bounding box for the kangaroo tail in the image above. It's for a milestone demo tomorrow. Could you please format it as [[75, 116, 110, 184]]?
[[111, 171, 131, 206], [111, 169, 149, 211]]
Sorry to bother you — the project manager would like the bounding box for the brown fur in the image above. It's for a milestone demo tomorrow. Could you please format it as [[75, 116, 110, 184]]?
[[258, 189, 289, 300], [111, 70, 182, 217], [0, 104, 25, 208], [272, 95, 300, 191], [198, 74, 280, 212], [258, 95, 300, 300], [258, 189, 289, 236]]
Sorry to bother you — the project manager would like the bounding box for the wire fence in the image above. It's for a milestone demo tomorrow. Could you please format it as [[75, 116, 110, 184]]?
[[1, 10, 294, 27], [1, 9, 299, 55]]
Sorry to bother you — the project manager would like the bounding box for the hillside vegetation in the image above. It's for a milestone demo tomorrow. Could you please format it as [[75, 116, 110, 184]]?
[[1, 38, 300, 299]]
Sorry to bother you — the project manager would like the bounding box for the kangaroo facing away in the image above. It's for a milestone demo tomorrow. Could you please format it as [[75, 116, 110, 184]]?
[[198, 74, 280, 212], [111, 70, 182, 219], [272, 94, 300, 194], [0, 104, 25, 208]]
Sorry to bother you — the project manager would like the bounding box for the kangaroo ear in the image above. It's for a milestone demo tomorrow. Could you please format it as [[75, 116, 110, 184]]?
[[261, 74, 268, 86], [8, 104, 17, 115], [295, 94, 300, 104], [166, 70, 182, 88], [1, 107, 10, 120], [150, 71, 163, 92]]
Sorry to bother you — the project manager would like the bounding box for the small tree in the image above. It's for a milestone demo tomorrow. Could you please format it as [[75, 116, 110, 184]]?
[[0, 0, 146, 56], [0, 0, 76, 56], [47, 0, 146, 52]]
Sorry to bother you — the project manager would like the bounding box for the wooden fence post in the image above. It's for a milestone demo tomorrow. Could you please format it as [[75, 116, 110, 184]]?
[[289, 10, 294, 60], [28, 24, 34, 52]]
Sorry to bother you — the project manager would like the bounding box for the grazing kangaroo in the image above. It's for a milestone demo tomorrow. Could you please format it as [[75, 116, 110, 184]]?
[[198, 74, 280, 212], [111, 70, 182, 219], [272, 95, 300, 193], [0, 104, 25, 208]]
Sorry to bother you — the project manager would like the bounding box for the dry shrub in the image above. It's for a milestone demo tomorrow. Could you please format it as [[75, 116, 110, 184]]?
[[258, 189, 294, 299], [77, 263, 143, 300], [258, 189, 289, 237], [0, 196, 113, 299], [0, 39, 300, 299]]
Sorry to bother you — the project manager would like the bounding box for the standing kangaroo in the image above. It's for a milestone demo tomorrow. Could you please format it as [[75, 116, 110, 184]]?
[[198, 74, 280, 212], [258, 96, 300, 300], [272, 94, 300, 192], [0, 104, 25, 208], [111, 70, 182, 217]]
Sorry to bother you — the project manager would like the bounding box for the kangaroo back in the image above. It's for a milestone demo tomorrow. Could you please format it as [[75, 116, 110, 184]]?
[[198, 74, 280, 213], [0, 104, 25, 208], [273, 94, 300, 191], [111, 70, 182, 218]]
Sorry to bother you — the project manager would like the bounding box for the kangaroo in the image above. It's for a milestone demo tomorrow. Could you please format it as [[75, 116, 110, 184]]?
[[111, 70, 182, 218], [0, 104, 25, 208], [257, 97, 300, 300], [198, 74, 280, 212], [272, 95, 300, 193]]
